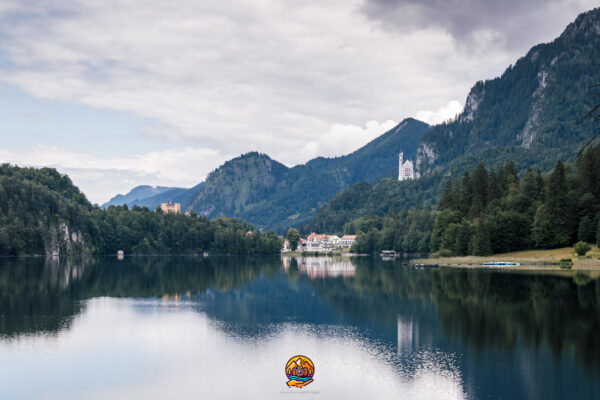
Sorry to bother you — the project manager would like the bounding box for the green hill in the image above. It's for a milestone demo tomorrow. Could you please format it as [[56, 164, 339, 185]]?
[[0, 164, 281, 256], [187, 118, 429, 232], [0, 164, 94, 255], [103, 118, 429, 232]]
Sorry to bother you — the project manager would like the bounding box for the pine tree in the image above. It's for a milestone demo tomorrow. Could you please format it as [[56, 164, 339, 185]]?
[[458, 172, 472, 216], [535, 170, 545, 200], [532, 204, 554, 248], [453, 220, 472, 256], [546, 160, 570, 246], [487, 170, 502, 203], [578, 147, 598, 196], [597, 217, 600, 248], [470, 219, 492, 256], [521, 169, 540, 201], [439, 179, 455, 210], [469, 162, 488, 218], [578, 216, 595, 243], [504, 161, 519, 188], [496, 165, 507, 195]]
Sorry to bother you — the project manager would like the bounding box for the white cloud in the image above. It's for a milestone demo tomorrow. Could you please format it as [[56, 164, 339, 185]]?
[[278, 119, 398, 165], [0, 146, 233, 204], [0, 118, 395, 203], [0, 0, 595, 198], [415, 100, 463, 125], [0, 0, 518, 168]]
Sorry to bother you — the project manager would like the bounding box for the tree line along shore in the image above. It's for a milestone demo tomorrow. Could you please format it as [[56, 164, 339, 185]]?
[[3, 145, 600, 260]]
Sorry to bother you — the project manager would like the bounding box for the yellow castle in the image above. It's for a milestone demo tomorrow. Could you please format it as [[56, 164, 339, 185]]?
[[160, 202, 181, 214]]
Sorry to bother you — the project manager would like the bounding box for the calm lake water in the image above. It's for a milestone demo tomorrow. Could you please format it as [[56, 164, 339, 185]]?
[[1, 256, 599, 399]]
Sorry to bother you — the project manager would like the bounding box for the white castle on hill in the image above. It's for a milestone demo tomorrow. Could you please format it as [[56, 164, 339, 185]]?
[[398, 152, 415, 181]]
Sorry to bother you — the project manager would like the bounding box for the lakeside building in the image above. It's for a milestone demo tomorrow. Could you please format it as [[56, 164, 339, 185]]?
[[340, 235, 357, 248], [160, 202, 181, 214], [306, 233, 341, 251], [283, 233, 357, 252]]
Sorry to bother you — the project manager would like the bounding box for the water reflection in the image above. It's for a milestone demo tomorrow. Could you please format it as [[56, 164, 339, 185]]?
[[0, 256, 599, 399], [283, 256, 356, 278]]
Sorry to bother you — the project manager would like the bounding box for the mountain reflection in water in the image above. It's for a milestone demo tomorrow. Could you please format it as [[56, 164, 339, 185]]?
[[0, 256, 599, 399]]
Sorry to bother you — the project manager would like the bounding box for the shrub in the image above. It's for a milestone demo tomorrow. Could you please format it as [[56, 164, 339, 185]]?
[[574, 241, 592, 256], [432, 249, 453, 258], [574, 273, 592, 286], [560, 258, 573, 269]]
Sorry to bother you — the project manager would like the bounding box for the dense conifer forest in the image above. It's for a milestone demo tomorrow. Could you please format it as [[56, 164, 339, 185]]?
[[350, 146, 600, 255]]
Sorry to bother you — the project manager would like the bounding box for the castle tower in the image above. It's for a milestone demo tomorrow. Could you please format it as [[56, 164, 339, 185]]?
[[398, 152, 403, 181]]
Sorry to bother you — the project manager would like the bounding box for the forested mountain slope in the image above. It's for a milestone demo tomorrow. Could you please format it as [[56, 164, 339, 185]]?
[[417, 7, 600, 175], [103, 119, 428, 232], [186, 119, 429, 232]]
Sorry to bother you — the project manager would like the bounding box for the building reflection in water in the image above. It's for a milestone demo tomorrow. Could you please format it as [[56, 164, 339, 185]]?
[[282, 256, 356, 279], [397, 317, 416, 355]]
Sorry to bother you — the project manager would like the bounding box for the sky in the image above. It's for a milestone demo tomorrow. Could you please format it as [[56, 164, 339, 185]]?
[[0, 0, 597, 204]]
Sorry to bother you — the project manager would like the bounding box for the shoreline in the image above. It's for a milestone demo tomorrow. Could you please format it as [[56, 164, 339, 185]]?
[[410, 246, 600, 271]]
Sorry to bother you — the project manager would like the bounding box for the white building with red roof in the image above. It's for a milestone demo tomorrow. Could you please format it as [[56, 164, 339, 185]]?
[[302, 233, 342, 251], [340, 235, 357, 248]]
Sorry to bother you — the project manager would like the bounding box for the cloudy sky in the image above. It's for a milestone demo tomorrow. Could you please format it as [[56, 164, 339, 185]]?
[[0, 0, 596, 203]]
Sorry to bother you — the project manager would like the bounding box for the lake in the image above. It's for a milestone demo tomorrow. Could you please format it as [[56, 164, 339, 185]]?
[[1, 255, 599, 399]]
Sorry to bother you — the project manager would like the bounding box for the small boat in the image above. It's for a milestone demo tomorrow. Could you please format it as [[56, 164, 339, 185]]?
[[380, 250, 397, 260], [413, 263, 439, 269], [483, 261, 520, 266]]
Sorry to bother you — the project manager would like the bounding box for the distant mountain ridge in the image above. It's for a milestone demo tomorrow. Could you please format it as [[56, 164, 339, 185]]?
[[103, 182, 206, 210], [104, 118, 429, 231], [102, 185, 183, 208], [186, 118, 429, 232]]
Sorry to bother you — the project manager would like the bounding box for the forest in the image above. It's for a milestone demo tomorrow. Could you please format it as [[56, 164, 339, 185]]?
[[352, 145, 600, 255], [0, 164, 282, 256]]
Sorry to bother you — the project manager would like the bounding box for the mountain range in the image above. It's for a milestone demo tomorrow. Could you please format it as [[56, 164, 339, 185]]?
[[105, 7, 600, 233], [104, 118, 429, 231], [102, 183, 203, 210]]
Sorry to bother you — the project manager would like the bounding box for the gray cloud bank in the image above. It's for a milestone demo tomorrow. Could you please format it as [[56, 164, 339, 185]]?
[[361, 0, 596, 51]]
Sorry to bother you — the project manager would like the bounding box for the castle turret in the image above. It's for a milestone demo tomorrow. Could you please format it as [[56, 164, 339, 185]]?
[[398, 152, 403, 181]]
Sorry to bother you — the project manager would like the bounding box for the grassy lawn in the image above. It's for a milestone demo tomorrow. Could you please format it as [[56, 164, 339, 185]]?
[[494, 246, 600, 259], [414, 245, 600, 269]]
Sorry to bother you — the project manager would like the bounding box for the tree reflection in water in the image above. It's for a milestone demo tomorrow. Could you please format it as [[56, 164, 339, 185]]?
[[1, 255, 600, 378]]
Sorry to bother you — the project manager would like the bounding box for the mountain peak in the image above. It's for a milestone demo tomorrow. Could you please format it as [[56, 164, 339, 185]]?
[[562, 7, 600, 39], [102, 185, 184, 208], [238, 151, 273, 160]]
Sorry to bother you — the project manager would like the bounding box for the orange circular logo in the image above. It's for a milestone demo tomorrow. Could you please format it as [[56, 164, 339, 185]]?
[[285, 355, 315, 388]]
